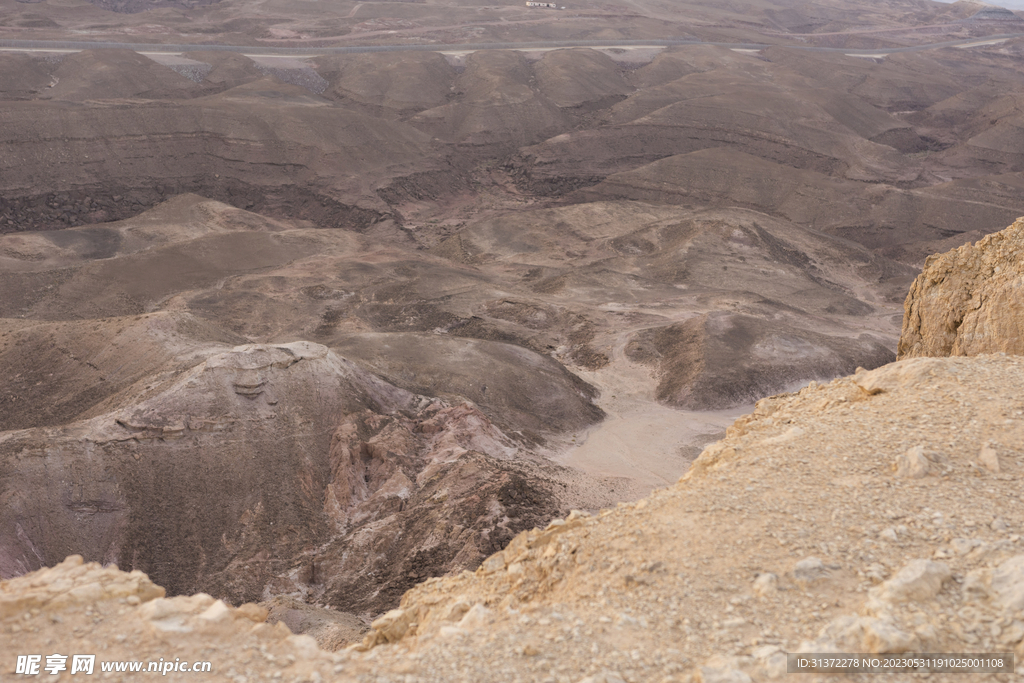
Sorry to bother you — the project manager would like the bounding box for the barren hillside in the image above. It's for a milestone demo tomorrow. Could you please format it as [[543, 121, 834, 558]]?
[[5, 354, 1022, 681], [5, 210, 1024, 683], [3, 0, 1024, 677]]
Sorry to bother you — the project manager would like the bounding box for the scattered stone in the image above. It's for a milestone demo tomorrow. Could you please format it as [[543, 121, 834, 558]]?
[[952, 538, 985, 556], [362, 609, 417, 647], [520, 643, 541, 656], [893, 445, 930, 478], [457, 603, 492, 630], [863, 563, 888, 584], [979, 445, 1001, 473], [999, 621, 1024, 645], [793, 557, 829, 584], [871, 559, 951, 604], [991, 555, 1024, 613], [576, 673, 627, 683], [823, 615, 918, 654], [752, 573, 778, 596], [697, 666, 752, 683]]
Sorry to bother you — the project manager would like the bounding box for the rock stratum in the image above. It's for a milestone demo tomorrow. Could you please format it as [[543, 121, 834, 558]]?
[[5, 1, 1024, 678], [4, 354, 1023, 681], [899, 217, 1024, 359], [6, 218, 1024, 679], [0, 337, 608, 622]]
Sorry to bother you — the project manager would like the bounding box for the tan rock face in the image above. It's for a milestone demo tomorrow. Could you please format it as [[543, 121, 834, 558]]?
[[1, 556, 342, 682], [899, 217, 1024, 359]]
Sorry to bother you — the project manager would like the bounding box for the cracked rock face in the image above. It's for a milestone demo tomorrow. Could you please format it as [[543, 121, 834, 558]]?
[[899, 217, 1024, 359], [0, 341, 568, 619]]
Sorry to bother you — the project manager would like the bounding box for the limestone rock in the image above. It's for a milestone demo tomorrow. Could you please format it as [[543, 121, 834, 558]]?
[[899, 217, 1024, 359], [871, 559, 951, 604], [793, 557, 829, 584], [457, 603, 492, 630], [0, 555, 164, 618], [365, 608, 419, 647], [752, 572, 778, 596], [893, 445, 930, 478], [2, 556, 337, 681], [963, 567, 993, 603], [822, 615, 919, 654], [991, 555, 1024, 614], [979, 444, 1001, 473]]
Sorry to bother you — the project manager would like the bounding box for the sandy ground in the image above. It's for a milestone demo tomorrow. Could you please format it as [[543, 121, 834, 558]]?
[[557, 352, 749, 492]]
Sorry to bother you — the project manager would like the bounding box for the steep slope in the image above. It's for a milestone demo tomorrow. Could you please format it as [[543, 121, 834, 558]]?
[[646, 312, 894, 410], [6, 355, 1023, 680], [350, 355, 1024, 681], [899, 217, 1024, 359], [0, 341, 593, 618]]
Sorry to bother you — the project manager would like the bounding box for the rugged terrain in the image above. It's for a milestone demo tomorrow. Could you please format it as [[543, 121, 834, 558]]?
[[899, 216, 1024, 358], [3, 0, 1024, 676], [5, 217, 1022, 681], [1, 0, 1021, 49], [4, 353, 1023, 681]]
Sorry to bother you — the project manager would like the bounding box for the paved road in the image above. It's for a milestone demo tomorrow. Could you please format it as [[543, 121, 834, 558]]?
[[1, 33, 1023, 57]]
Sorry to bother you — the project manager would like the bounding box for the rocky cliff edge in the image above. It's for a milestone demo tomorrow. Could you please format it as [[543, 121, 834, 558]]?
[[4, 353, 1023, 682], [899, 217, 1024, 359]]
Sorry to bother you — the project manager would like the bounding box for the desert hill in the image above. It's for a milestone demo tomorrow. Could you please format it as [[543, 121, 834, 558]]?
[[315, 52, 456, 116], [5, 355, 1022, 680], [0, 337, 609, 613], [5, 0, 1024, 675], [0, 190, 905, 429], [5, 204, 1024, 683]]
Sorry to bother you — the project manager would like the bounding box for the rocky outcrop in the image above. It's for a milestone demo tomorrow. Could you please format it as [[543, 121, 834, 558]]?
[[8, 354, 1023, 680], [0, 341, 573, 623], [643, 312, 894, 410], [0, 555, 340, 680], [349, 355, 1024, 680], [899, 217, 1024, 358]]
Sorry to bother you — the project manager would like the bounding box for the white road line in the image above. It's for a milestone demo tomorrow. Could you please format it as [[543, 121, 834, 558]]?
[[955, 38, 1010, 48]]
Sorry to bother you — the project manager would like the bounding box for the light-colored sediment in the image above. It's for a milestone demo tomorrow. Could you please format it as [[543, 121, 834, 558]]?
[[558, 351, 746, 492]]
